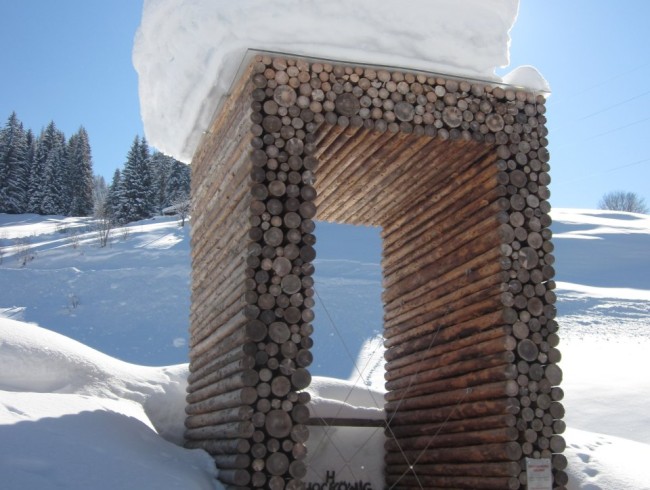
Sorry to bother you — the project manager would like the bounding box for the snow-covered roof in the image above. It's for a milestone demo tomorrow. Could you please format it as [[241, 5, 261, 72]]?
[[133, 0, 549, 163]]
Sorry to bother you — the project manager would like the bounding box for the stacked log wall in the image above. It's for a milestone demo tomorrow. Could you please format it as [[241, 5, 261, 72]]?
[[188, 53, 565, 489], [188, 58, 318, 489], [186, 64, 257, 487]]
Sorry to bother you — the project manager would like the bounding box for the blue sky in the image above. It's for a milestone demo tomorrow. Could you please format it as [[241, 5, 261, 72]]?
[[502, 2, 650, 210], [1, 1, 649, 209], [0, 0, 144, 182]]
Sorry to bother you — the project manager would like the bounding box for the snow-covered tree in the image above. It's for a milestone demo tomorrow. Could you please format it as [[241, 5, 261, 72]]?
[[0, 112, 30, 213], [24, 129, 36, 200], [103, 169, 122, 219], [149, 151, 191, 215], [114, 136, 154, 224], [3, 116, 190, 221], [164, 160, 191, 207], [149, 151, 175, 215], [92, 174, 108, 217], [28, 122, 66, 215], [0, 129, 9, 212], [27, 134, 45, 213], [39, 125, 68, 215], [66, 127, 94, 216], [0, 114, 103, 217]]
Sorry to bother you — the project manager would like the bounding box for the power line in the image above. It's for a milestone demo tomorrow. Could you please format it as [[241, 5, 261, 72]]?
[[546, 59, 650, 107], [584, 115, 650, 140], [553, 115, 650, 150], [578, 89, 650, 121], [545, 83, 650, 143], [553, 156, 650, 187], [609, 156, 650, 171]]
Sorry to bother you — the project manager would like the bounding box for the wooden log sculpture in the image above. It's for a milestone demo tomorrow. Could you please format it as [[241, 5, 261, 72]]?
[[187, 53, 564, 489]]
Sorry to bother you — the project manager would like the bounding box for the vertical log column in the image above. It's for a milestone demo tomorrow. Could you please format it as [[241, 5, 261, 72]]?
[[186, 58, 316, 489], [242, 56, 319, 489], [376, 82, 566, 489]]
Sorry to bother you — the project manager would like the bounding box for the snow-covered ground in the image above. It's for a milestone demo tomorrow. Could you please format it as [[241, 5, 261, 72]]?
[[0, 318, 218, 489], [1, 208, 650, 489], [0, 214, 191, 366]]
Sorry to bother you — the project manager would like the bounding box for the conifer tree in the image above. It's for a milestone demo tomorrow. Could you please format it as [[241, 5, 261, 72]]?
[[28, 122, 56, 214], [164, 160, 191, 206], [149, 151, 175, 214], [92, 174, 108, 217], [39, 126, 67, 215], [2, 114, 192, 221], [66, 127, 94, 216], [24, 129, 36, 207], [0, 122, 8, 212], [114, 136, 153, 223], [0, 113, 29, 213], [104, 169, 122, 219]]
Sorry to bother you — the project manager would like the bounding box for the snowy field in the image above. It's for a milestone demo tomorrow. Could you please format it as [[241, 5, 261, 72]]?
[[0, 215, 191, 365], [1, 209, 650, 489]]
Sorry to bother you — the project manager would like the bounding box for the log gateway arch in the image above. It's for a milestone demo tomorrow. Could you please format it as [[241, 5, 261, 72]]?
[[185, 51, 566, 490]]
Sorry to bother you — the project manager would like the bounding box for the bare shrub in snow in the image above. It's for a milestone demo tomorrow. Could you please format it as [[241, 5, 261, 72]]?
[[69, 231, 81, 249], [16, 237, 36, 267], [598, 191, 648, 214], [94, 215, 113, 248], [172, 198, 191, 228], [68, 294, 80, 311], [0, 231, 6, 264]]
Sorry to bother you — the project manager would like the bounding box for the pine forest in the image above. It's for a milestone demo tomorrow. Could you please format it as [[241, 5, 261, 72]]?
[[0, 112, 190, 224]]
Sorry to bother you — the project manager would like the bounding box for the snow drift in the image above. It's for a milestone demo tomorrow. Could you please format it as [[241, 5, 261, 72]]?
[[3, 315, 650, 489], [0, 317, 218, 490], [133, 0, 549, 163]]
